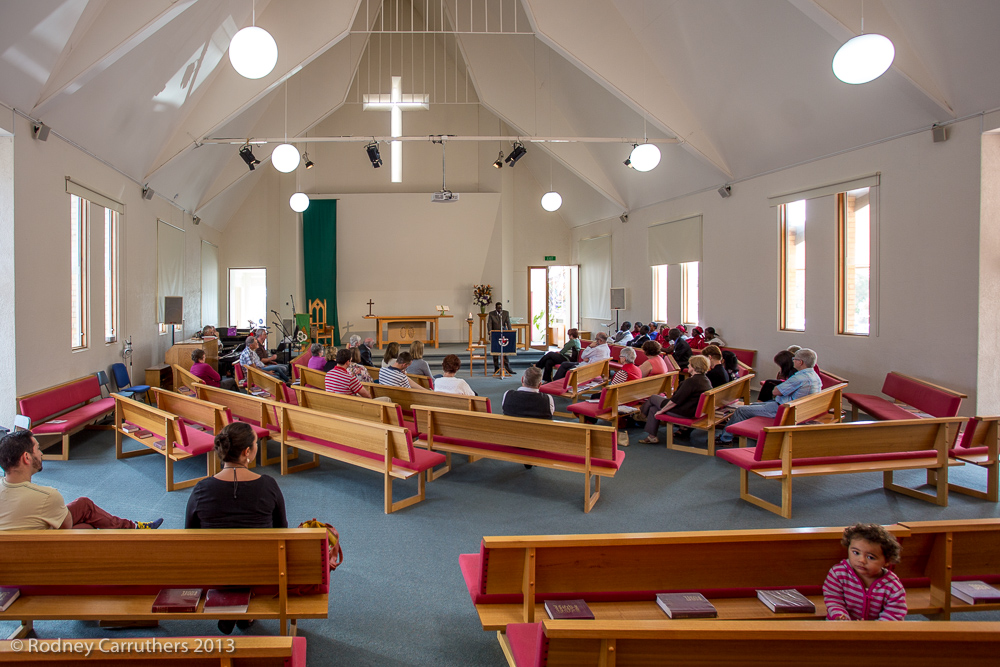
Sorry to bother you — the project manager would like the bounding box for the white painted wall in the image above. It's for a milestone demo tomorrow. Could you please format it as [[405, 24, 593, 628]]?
[[10, 114, 221, 411], [575, 116, 987, 413], [979, 131, 1000, 415], [0, 134, 14, 427]]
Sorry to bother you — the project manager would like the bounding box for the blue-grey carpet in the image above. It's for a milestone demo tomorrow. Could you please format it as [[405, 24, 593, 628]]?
[[4, 350, 999, 664]]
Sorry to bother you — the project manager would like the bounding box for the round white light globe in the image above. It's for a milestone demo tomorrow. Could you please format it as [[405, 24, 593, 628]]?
[[229, 26, 278, 80], [541, 191, 563, 212], [832, 33, 895, 84], [289, 192, 310, 212], [271, 143, 300, 172], [629, 143, 661, 172]]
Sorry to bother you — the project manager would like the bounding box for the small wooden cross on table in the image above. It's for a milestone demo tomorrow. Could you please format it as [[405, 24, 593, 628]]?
[[367, 299, 375, 316]]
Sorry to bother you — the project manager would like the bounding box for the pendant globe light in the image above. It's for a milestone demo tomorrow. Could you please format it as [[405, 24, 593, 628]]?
[[289, 192, 309, 212], [229, 1, 277, 80], [271, 81, 300, 173], [628, 143, 660, 172], [832, 2, 894, 84], [541, 191, 562, 212]]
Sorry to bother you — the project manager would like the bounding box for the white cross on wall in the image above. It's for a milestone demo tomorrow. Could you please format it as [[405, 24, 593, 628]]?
[[363, 76, 429, 183]]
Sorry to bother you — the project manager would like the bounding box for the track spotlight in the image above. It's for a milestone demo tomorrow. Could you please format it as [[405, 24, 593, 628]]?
[[504, 141, 526, 167], [239, 143, 260, 171], [620, 212, 629, 224], [365, 141, 382, 168], [493, 152, 504, 169], [31, 122, 49, 141], [303, 151, 314, 169]]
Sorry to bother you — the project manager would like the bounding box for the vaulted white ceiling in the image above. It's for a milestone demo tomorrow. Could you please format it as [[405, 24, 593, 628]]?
[[2, 0, 999, 228]]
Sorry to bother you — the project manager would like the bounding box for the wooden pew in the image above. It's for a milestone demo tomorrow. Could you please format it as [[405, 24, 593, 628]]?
[[294, 384, 403, 427], [366, 383, 492, 420], [499, 619, 1000, 667], [414, 407, 621, 512], [722, 382, 846, 449], [16, 375, 115, 460], [945, 416, 999, 501], [716, 417, 967, 518], [0, 637, 306, 666], [0, 529, 330, 638], [298, 365, 327, 389], [566, 373, 678, 424], [459, 520, 1000, 632], [844, 371, 966, 421], [171, 363, 203, 396], [113, 394, 221, 492], [538, 359, 611, 417], [362, 365, 433, 389], [653, 374, 755, 456], [275, 403, 445, 513], [191, 384, 288, 467], [245, 365, 292, 403]]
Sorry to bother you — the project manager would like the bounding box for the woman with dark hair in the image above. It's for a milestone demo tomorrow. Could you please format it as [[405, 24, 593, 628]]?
[[435, 354, 475, 396], [190, 348, 221, 387], [381, 341, 400, 369], [638, 340, 668, 377], [702, 345, 729, 387], [185, 422, 287, 634], [347, 346, 373, 384], [534, 328, 581, 382], [758, 350, 796, 402], [721, 350, 740, 382]]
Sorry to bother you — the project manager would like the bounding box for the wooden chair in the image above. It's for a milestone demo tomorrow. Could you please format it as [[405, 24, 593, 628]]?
[[469, 343, 487, 376], [308, 298, 334, 346]]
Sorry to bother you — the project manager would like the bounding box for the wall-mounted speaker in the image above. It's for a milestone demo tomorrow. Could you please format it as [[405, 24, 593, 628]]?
[[718, 184, 732, 198], [142, 185, 154, 200], [932, 124, 948, 143], [610, 288, 626, 311], [164, 296, 183, 325], [31, 123, 49, 141]]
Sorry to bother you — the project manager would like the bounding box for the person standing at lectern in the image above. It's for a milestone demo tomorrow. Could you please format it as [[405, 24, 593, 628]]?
[[487, 301, 513, 375]]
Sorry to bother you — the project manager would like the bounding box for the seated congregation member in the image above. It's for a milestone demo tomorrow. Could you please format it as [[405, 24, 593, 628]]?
[[611, 346, 642, 385], [307, 343, 327, 370], [0, 431, 161, 530], [758, 350, 795, 402], [628, 325, 651, 348], [663, 328, 691, 369], [535, 328, 581, 382], [705, 326, 725, 346], [639, 340, 668, 377], [348, 334, 361, 349], [322, 346, 338, 372], [823, 523, 906, 621], [325, 348, 372, 398], [201, 325, 218, 339], [631, 321, 643, 337], [406, 341, 434, 384], [702, 345, 728, 388], [381, 341, 400, 369], [637, 355, 712, 444], [717, 348, 822, 445], [435, 354, 475, 396], [612, 321, 633, 345], [359, 337, 375, 367], [379, 352, 429, 391], [239, 336, 291, 383], [347, 347, 373, 384], [502, 367, 554, 419], [190, 348, 221, 387], [552, 331, 611, 381], [722, 350, 740, 381], [184, 421, 288, 635]]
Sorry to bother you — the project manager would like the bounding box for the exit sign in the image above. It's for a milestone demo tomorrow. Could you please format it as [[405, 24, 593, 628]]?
[[544, 256, 556, 261]]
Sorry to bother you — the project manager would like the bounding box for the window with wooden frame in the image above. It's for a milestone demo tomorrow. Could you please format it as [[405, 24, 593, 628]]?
[[779, 199, 806, 331], [104, 208, 119, 343], [837, 188, 871, 335], [681, 261, 699, 325], [651, 264, 668, 323], [70, 194, 89, 349]]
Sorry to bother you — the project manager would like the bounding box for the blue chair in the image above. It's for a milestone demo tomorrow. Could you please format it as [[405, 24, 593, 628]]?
[[111, 363, 150, 403]]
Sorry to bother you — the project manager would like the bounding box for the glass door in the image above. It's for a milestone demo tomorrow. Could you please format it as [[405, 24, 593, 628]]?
[[529, 267, 548, 346], [528, 265, 579, 347]]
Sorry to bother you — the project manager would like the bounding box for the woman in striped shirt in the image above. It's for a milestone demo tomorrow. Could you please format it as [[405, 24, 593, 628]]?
[[823, 523, 907, 621]]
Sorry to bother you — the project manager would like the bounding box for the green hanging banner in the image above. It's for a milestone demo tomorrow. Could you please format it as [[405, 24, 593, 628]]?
[[301, 199, 340, 346]]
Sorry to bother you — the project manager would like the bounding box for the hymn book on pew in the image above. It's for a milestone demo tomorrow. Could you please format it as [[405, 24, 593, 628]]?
[[0, 587, 20, 612], [655, 593, 717, 618], [151, 588, 203, 613], [951, 581, 1000, 605], [756, 588, 816, 613], [544, 599, 595, 620], [204, 589, 252, 613]]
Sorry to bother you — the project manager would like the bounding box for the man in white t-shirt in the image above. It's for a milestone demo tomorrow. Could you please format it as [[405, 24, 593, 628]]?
[[0, 431, 161, 530]]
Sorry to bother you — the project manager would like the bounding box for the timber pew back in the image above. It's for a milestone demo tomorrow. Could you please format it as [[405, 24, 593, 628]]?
[[947, 415, 999, 501], [244, 366, 291, 403], [113, 394, 219, 492], [656, 373, 755, 457], [843, 371, 966, 421], [0, 636, 307, 666], [16, 375, 115, 460], [414, 407, 620, 512], [171, 364, 203, 396], [191, 384, 284, 466], [461, 519, 1000, 632], [365, 383, 492, 428], [499, 620, 1000, 667], [0, 529, 330, 638], [566, 373, 677, 424], [294, 384, 404, 427], [723, 382, 847, 449], [276, 403, 445, 513], [717, 416, 967, 517], [362, 365, 433, 389], [298, 365, 327, 389]]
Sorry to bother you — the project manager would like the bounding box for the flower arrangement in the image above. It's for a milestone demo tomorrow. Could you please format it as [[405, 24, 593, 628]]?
[[473, 284, 492, 313]]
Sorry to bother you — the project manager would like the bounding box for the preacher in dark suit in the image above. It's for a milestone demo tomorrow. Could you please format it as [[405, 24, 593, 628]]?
[[487, 301, 512, 374]]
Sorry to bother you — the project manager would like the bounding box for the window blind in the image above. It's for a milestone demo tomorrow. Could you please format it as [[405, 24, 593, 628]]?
[[201, 240, 219, 327], [768, 173, 880, 207], [647, 215, 702, 266], [579, 235, 611, 319], [65, 177, 124, 214], [157, 220, 184, 323]]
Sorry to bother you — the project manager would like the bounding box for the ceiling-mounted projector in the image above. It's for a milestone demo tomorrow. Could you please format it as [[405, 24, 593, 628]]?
[[431, 190, 459, 203]]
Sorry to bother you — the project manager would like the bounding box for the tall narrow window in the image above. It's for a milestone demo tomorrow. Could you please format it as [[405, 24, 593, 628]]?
[[104, 208, 119, 343], [70, 195, 89, 349], [780, 199, 806, 331], [229, 268, 267, 328], [681, 262, 699, 325], [838, 188, 871, 335], [651, 265, 668, 322]]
